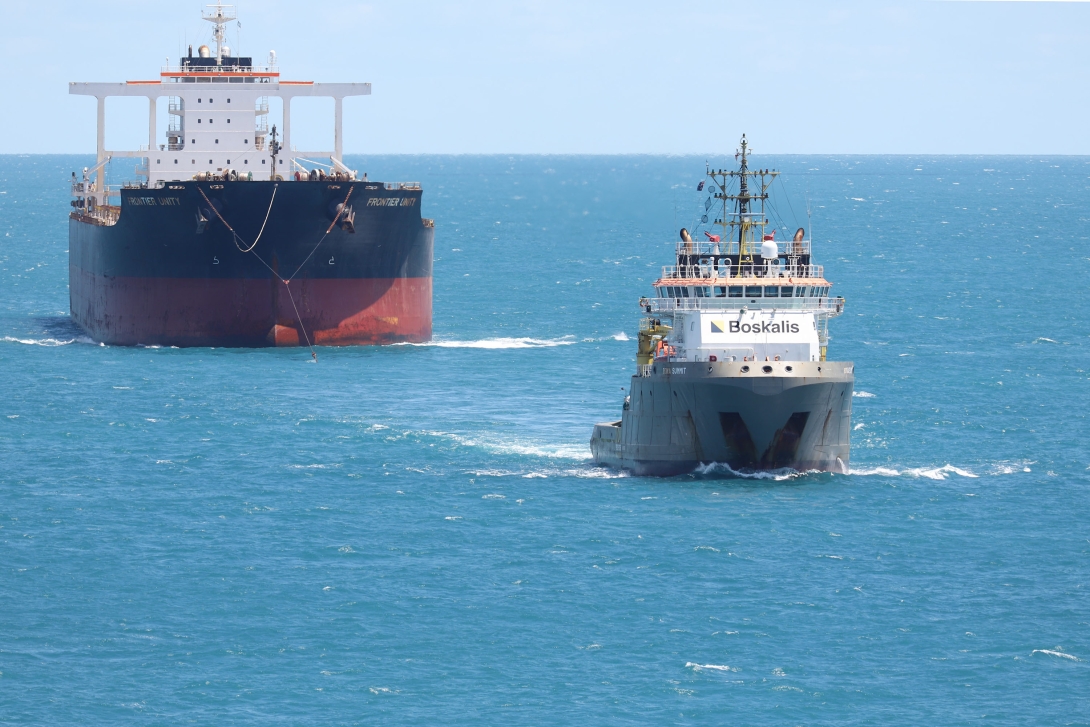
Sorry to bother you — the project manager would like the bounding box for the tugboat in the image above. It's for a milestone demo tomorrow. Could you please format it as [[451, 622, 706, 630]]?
[[68, 2, 433, 347], [590, 136, 853, 475]]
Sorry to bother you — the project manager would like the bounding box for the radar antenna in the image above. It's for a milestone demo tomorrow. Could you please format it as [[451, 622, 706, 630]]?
[[705, 133, 778, 275], [202, 2, 237, 65]]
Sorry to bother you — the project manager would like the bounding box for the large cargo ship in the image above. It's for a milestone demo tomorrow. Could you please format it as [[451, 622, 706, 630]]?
[[68, 3, 433, 347], [591, 136, 853, 475]]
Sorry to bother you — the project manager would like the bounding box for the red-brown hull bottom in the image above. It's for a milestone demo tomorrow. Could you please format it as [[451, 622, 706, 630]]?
[[70, 268, 432, 347]]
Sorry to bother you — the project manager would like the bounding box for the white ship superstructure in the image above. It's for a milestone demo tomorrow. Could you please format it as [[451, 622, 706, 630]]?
[[642, 135, 844, 368], [70, 2, 369, 206]]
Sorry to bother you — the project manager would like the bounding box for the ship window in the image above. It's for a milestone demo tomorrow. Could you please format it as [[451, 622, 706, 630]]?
[[174, 160, 178, 164], [198, 119, 202, 123], [694, 286, 704, 298], [245, 139, 249, 144], [198, 98, 202, 102], [278, 159, 283, 164], [728, 286, 743, 298], [226, 160, 231, 164], [156, 159, 160, 164], [796, 286, 807, 297], [227, 119, 231, 123], [681, 287, 690, 298], [210, 119, 214, 124], [191, 139, 195, 144], [780, 286, 793, 297], [262, 159, 266, 164], [209, 159, 213, 164], [714, 286, 726, 297], [215, 139, 219, 144], [764, 286, 779, 297], [745, 286, 762, 297], [227, 98, 231, 103], [665, 287, 675, 298], [244, 159, 248, 164]]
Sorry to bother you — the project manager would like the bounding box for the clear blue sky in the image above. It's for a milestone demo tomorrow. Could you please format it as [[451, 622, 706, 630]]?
[[4, 0, 1089, 154]]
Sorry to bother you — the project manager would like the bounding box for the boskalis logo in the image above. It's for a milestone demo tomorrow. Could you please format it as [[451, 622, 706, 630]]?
[[729, 319, 800, 334]]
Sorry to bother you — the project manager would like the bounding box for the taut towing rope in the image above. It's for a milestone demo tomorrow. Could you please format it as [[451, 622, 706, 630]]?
[[197, 184, 356, 362]]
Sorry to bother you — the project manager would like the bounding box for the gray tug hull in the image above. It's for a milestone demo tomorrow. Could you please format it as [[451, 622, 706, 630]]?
[[590, 360, 853, 477]]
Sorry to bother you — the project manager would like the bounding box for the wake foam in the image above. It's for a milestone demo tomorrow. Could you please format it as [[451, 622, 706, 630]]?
[[849, 464, 978, 480], [397, 336, 576, 349], [403, 429, 591, 462], [693, 462, 816, 481], [2, 335, 95, 347], [686, 662, 739, 672], [1032, 648, 1080, 661], [853, 391, 876, 398], [611, 332, 630, 341]]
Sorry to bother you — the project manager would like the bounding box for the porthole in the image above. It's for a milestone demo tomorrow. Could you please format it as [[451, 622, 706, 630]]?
[[741, 365, 750, 373], [785, 365, 793, 372], [762, 365, 773, 374]]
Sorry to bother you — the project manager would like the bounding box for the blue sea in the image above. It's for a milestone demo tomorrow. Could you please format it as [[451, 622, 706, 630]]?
[[1, 154, 1087, 724]]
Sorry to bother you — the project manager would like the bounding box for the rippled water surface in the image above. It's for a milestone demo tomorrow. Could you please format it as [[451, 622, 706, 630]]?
[[1, 154, 1088, 724]]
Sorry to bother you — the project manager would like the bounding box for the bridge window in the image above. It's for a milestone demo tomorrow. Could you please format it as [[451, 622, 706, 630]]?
[[781, 286, 793, 297], [714, 286, 726, 297], [680, 287, 690, 298], [764, 286, 779, 297], [728, 286, 743, 298], [796, 286, 807, 297], [745, 286, 762, 297], [694, 286, 704, 298]]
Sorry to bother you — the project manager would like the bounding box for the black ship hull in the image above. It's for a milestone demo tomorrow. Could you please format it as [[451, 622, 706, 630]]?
[[69, 180, 433, 347]]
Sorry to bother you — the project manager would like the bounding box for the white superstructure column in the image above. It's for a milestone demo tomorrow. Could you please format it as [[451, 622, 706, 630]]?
[[334, 96, 343, 161], [96, 96, 106, 204], [283, 97, 291, 155], [148, 96, 156, 152]]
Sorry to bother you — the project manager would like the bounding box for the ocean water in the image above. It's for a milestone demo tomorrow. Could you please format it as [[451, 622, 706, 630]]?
[[1, 154, 1087, 724]]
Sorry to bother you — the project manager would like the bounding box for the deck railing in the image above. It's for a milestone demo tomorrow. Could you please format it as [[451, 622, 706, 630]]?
[[660, 263, 824, 280], [648, 296, 845, 315], [674, 239, 812, 257]]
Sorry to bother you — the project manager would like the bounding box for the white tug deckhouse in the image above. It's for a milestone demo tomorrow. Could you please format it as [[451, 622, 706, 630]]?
[[591, 136, 854, 476]]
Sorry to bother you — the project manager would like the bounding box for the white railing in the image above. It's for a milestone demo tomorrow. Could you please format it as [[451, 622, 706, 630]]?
[[161, 64, 279, 75], [649, 296, 845, 316], [660, 264, 824, 280], [674, 239, 812, 257], [385, 182, 421, 190]]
